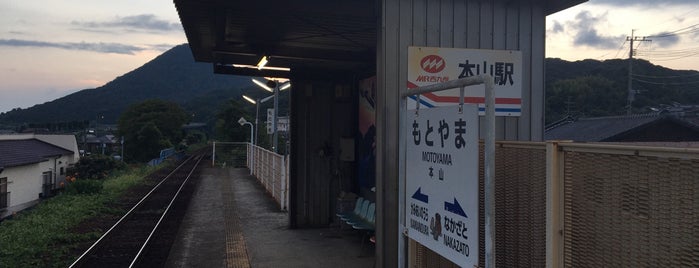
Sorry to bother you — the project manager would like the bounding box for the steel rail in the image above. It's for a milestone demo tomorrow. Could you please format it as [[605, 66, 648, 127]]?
[[129, 155, 203, 267], [69, 154, 198, 268]]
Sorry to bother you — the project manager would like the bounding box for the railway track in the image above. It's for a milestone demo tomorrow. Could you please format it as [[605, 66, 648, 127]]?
[[70, 153, 205, 268]]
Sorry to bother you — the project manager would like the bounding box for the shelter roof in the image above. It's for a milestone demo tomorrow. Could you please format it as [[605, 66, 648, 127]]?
[[0, 139, 74, 168], [174, 0, 586, 76]]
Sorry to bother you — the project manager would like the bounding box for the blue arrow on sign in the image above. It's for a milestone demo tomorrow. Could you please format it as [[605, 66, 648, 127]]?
[[444, 198, 468, 218], [411, 187, 429, 204]]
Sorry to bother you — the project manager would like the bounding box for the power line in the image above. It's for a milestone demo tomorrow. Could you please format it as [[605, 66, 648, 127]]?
[[633, 78, 699, 86], [632, 72, 699, 79], [637, 46, 699, 56], [636, 44, 699, 62], [648, 23, 699, 38], [648, 53, 699, 61], [612, 39, 628, 59], [645, 7, 699, 33]]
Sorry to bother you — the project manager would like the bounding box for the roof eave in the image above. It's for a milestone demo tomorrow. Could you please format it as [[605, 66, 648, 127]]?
[[546, 0, 588, 15]]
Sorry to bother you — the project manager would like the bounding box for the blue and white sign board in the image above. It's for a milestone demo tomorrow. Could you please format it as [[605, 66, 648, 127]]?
[[405, 105, 479, 267]]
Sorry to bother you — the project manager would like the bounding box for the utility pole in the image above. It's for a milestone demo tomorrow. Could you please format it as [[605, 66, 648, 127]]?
[[565, 96, 576, 116], [273, 81, 279, 153], [626, 30, 651, 114]]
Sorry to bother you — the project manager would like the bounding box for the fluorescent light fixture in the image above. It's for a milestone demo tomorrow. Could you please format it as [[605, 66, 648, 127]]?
[[231, 64, 291, 72], [257, 56, 268, 70], [261, 66, 290, 71], [280, 82, 291, 90], [242, 95, 256, 104], [252, 78, 273, 92], [266, 77, 289, 83], [260, 95, 274, 103]]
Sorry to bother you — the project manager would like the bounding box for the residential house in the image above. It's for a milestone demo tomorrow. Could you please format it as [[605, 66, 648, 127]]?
[[0, 134, 79, 219], [84, 134, 121, 155]]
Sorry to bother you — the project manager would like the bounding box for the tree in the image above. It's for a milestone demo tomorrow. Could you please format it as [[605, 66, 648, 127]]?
[[546, 76, 625, 124], [118, 99, 188, 162], [215, 99, 251, 142]]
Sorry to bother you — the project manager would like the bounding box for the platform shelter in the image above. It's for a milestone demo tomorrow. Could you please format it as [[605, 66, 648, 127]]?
[[174, 0, 586, 266]]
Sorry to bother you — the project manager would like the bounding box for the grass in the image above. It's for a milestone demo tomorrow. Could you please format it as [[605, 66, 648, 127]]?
[[0, 164, 158, 268]]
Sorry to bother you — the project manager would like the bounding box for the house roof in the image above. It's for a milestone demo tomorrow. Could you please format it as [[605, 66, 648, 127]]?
[[85, 135, 118, 144], [0, 139, 74, 168], [544, 113, 699, 142]]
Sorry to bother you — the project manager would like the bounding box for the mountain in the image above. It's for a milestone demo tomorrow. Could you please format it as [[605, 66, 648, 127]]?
[[0, 44, 254, 125], [2, 45, 698, 128]]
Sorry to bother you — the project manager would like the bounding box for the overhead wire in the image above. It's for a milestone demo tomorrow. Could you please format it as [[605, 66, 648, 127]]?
[[648, 23, 699, 38], [644, 6, 699, 34], [632, 72, 699, 79], [611, 39, 628, 59], [637, 47, 699, 61], [633, 78, 699, 86]]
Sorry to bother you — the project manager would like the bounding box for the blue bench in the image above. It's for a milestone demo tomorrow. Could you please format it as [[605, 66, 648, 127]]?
[[336, 197, 376, 255], [336, 197, 376, 233], [336, 197, 364, 221]]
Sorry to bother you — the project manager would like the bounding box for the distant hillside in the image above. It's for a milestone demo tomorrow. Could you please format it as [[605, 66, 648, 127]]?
[[0, 44, 253, 125], [546, 58, 699, 124], [2, 45, 697, 128]]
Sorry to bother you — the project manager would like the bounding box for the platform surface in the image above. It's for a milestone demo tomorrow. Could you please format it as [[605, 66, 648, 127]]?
[[166, 167, 375, 268]]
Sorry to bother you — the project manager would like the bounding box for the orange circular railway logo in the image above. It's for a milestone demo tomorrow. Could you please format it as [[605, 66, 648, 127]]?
[[420, 55, 446, 73]]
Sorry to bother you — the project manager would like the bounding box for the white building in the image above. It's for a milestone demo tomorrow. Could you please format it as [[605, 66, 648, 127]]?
[[0, 134, 79, 219]]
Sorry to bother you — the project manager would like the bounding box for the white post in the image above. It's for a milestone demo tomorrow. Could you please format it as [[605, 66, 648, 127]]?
[[272, 154, 277, 202], [281, 155, 287, 210], [254, 146, 258, 176], [484, 76, 496, 268], [250, 145, 254, 175], [271, 153, 275, 190], [546, 141, 564, 268], [249, 143, 254, 175], [212, 141, 216, 167]]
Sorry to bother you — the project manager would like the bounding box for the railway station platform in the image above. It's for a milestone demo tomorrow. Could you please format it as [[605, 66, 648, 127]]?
[[165, 167, 375, 268]]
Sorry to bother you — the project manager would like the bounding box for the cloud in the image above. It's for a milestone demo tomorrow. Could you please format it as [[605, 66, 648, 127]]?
[[70, 28, 117, 34], [649, 32, 681, 47], [568, 11, 624, 49], [71, 14, 182, 33], [147, 43, 177, 52], [0, 39, 145, 55], [592, 0, 697, 6], [549, 21, 564, 34], [8, 31, 25, 35]]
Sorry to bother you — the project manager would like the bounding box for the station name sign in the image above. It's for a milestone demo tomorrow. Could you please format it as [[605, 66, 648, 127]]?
[[408, 46, 523, 116], [405, 105, 479, 267]]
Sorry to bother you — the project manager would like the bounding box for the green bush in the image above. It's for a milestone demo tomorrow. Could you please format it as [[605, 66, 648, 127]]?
[[67, 155, 126, 180], [0, 163, 154, 267], [64, 180, 103, 195]]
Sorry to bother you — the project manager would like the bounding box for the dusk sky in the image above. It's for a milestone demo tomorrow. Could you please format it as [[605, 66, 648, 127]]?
[[1, 0, 698, 113]]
